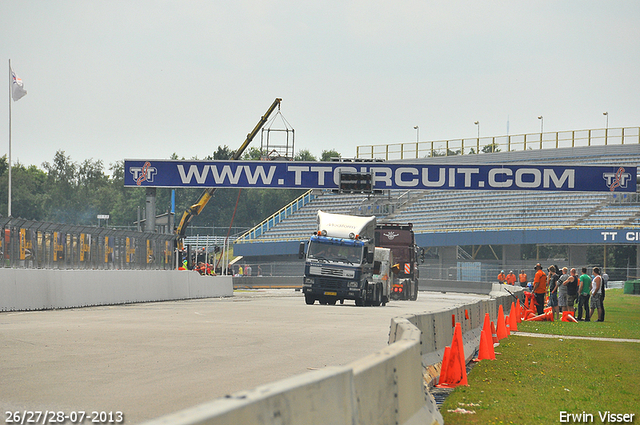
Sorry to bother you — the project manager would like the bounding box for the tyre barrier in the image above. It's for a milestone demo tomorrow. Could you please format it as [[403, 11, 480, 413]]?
[[141, 285, 522, 425]]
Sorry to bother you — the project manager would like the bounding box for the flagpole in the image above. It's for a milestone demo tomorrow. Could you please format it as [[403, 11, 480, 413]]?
[[8, 59, 11, 217]]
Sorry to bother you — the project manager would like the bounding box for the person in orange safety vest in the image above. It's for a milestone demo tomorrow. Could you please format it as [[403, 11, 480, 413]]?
[[497, 270, 506, 284]]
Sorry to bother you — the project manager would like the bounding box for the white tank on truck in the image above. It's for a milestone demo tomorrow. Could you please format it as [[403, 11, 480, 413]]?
[[371, 247, 393, 306], [299, 211, 387, 306]]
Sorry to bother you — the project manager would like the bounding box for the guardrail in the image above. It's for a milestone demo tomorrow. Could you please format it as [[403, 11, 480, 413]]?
[[0, 217, 176, 270], [356, 126, 640, 160]]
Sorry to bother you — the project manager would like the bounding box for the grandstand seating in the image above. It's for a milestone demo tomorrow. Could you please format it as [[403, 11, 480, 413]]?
[[237, 144, 640, 244]]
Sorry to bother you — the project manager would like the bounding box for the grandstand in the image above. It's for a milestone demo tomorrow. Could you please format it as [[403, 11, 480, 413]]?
[[233, 142, 640, 278]]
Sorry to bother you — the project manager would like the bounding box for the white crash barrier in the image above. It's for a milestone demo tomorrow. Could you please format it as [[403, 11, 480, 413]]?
[[141, 288, 522, 425], [352, 318, 443, 425], [143, 367, 358, 425], [0, 269, 232, 311]]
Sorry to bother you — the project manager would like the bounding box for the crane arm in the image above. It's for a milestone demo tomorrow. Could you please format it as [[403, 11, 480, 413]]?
[[175, 98, 282, 248]]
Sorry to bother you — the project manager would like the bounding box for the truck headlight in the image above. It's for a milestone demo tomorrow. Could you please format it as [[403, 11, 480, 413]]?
[[347, 281, 359, 288], [304, 277, 314, 284]]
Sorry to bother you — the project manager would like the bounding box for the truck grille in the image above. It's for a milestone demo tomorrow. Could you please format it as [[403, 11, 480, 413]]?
[[315, 277, 344, 289], [309, 266, 355, 278]]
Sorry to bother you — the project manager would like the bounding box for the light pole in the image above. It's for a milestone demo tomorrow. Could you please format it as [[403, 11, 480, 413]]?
[[603, 112, 608, 144], [538, 116, 543, 149], [413, 125, 419, 143], [538, 116, 543, 134], [474, 121, 480, 153]]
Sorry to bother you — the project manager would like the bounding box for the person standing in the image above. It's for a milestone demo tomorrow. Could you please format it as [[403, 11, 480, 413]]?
[[497, 270, 506, 284], [577, 267, 592, 321], [566, 268, 579, 314], [532, 263, 547, 315], [519, 270, 528, 287], [507, 270, 517, 286], [601, 269, 609, 321], [589, 267, 604, 322], [548, 266, 561, 320], [556, 266, 568, 313]]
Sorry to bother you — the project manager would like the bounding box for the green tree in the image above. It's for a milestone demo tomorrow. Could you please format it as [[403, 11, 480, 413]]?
[[41, 150, 80, 223], [321, 149, 341, 161], [0, 162, 48, 219], [295, 149, 317, 161], [212, 145, 233, 160], [0, 154, 7, 177], [242, 147, 263, 160], [482, 142, 501, 153]]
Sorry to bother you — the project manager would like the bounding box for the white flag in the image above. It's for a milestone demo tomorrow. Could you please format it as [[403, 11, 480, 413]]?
[[11, 68, 27, 101]]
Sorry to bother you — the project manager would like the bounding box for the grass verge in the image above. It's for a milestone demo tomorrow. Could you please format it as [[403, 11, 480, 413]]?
[[440, 290, 640, 424]]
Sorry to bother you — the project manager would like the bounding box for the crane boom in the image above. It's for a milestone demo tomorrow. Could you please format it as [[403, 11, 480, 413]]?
[[175, 98, 282, 249]]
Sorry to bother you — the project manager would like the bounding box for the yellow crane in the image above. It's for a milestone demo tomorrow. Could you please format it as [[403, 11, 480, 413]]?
[[175, 98, 282, 249]]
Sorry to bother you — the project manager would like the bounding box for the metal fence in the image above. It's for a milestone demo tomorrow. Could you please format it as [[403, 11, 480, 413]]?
[[356, 126, 640, 160], [0, 217, 176, 270], [222, 259, 638, 284]]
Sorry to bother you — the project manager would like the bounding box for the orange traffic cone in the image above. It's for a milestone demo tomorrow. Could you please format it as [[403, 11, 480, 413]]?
[[490, 321, 499, 344], [527, 294, 535, 311], [497, 305, 508, 340], [516, 300, 522, 324], [473, 328, 496, 361], [562, 311, 578, 323], [436, 323, 468, 388], [526, 309, 554, 322], [437, 346, 452, 387], [483, 312, 491, 335], [509, 302, 518, 332]]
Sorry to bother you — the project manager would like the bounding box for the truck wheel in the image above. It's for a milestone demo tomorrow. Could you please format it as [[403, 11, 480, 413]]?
[[358, 282, 368, 306], [374, 284, 382, 307], [305, 295, 315, 305]]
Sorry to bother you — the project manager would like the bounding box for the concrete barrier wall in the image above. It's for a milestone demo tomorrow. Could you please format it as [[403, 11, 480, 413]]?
[[0, 269, 232, 311], [143, 366, 358, 425], [142, 286, 524, 425], [419, 278, 494, 294]]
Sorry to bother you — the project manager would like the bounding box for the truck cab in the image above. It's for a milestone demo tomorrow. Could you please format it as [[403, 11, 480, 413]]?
[[301, 211, 386, 306]]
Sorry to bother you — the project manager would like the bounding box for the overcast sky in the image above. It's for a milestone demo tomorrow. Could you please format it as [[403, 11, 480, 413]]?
[[2, 1, 639, 171]]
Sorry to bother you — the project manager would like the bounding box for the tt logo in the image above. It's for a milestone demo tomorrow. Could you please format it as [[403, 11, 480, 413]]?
[[130, 162, 158, 186], [602, 167, 631, 192]]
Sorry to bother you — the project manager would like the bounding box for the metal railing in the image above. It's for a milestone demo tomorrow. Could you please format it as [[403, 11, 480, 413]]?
[[356, 126, 640, 160], [235, 189, 316, 243], [0, 217, 176, 270]]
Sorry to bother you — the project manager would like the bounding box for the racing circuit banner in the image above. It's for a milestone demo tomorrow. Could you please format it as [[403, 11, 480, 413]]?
[[124, 160, 637, 193]]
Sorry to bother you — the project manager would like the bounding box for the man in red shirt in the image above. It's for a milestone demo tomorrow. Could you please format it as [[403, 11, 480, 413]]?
[[532, 263, 547, 315]]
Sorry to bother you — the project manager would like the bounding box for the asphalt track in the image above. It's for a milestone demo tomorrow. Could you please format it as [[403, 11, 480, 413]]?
[[1, 289, 489, 424]]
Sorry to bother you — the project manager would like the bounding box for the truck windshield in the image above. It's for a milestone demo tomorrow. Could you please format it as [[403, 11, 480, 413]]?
[[308, 241, 363, 264]]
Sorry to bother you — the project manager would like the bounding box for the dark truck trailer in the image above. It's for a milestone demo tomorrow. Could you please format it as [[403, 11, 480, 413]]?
[[375, 223, 418, 301]]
